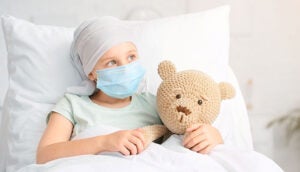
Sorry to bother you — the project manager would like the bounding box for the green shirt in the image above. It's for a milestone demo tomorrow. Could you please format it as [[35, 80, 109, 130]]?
[[48, 92, 162, 137]]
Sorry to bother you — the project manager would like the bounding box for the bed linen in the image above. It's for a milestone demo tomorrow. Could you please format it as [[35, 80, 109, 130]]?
[[17, 125, 283, 172]]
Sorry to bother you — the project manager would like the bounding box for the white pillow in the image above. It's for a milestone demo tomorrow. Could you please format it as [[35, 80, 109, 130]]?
[[136, 6, 229, 94], [0, 5, 252, 172], [0, 15, 81, 172]]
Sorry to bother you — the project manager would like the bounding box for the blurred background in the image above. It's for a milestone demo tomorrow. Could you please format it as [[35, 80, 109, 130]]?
[[0, 0, 299, 171]]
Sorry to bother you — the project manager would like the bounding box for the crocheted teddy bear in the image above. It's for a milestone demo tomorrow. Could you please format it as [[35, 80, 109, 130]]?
[[142, 60, 235, 143], [156, 60, 235, 135]]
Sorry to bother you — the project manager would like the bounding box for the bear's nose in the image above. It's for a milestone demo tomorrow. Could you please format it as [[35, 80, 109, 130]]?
[[176, 105, 191, 116]]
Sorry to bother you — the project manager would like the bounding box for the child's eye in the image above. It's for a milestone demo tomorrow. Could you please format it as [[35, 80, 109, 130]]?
[[128, 55, 136, 61], [107, 60, 117, 67]]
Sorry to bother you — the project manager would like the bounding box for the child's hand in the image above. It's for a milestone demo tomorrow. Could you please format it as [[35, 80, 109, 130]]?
[[104, 128, 145, 156], [183, 123, 223, 154]]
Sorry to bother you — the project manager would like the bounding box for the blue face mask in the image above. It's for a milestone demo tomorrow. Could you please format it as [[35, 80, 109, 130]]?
[[96, 60, 146, 99]]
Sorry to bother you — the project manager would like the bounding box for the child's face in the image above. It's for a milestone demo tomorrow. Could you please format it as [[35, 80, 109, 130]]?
[[88, 42, 139, 81]]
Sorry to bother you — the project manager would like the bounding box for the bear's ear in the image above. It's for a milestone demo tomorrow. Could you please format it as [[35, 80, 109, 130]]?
[[158, 60, 176, 81], [219, 82, 235, 100]]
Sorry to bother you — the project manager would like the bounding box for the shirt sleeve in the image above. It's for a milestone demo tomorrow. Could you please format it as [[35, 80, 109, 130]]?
[[46, 94, 75, 125]]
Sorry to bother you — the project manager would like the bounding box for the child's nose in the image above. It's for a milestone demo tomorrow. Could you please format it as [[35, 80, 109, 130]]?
[[118, 58, 130, 66], [118, 61, 128, 66]]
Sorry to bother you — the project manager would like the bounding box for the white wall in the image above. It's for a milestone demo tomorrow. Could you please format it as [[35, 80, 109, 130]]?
[[0, 0, 299, 171], [188, 1, 300, 171]]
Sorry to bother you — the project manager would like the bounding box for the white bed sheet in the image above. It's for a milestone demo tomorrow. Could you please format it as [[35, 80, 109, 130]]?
[[17, 125, 282, 172]]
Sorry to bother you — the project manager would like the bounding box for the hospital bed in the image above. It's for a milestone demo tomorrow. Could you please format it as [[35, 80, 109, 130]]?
[[0, 6, 282, 172]]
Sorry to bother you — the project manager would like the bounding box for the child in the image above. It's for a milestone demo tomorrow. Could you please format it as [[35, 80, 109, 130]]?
[[36, 17, 223, 164]]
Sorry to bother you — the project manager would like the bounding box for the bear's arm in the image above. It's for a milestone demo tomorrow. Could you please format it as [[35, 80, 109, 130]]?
[[142, 125, 169, 145]]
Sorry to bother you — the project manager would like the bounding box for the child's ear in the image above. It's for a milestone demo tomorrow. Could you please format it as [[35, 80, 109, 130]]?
[[88, 72, 97, 81]]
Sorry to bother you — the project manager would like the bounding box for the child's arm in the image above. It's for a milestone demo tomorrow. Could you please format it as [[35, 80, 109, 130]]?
[[182, 123, 223, 154], [36, 112, 146, 164]]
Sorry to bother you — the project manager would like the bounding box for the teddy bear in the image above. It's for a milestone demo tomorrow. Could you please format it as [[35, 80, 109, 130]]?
[[156, 60, 235, 135], [142, 60, 235, 143]]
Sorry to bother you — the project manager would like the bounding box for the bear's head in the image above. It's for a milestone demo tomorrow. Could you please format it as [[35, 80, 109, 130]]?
[[157, 60, 235, 134]]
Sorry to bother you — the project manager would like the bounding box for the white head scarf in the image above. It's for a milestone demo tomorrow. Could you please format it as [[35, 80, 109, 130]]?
[[67, 16, 138, 95]]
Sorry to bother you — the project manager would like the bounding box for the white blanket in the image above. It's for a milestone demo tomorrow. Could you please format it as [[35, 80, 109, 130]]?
[[17, 125, 283, 172]]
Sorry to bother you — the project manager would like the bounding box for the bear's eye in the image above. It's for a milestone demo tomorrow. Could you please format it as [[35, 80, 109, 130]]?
[[176, 94, 181, 99], [198, 99, 203, 105]]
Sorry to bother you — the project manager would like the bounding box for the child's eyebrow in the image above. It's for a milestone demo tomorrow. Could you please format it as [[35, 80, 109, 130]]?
[[100, 56, 115, 63], [127, 49, 137, 53]]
